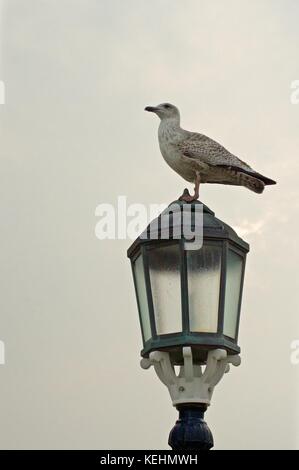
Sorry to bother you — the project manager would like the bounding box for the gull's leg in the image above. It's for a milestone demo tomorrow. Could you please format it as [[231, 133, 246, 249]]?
[[194, 171, 201, 199], [179, 172, 201, 202]]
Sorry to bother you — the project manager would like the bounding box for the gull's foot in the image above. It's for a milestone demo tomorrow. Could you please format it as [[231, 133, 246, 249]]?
[[179, 188, 198, 203]]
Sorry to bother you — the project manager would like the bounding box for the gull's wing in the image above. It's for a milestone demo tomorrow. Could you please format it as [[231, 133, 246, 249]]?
[[179, 132, 276, 186], [179, 132, 253, 171]]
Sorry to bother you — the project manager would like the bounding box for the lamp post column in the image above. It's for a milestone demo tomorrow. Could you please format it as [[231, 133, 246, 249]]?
[[169, 404, 213, 451]]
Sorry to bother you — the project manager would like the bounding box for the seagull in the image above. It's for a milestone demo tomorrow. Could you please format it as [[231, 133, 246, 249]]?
[[145, 103, 276, 202]]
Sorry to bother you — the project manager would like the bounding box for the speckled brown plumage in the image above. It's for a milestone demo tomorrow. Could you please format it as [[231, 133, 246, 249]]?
[[145, 103, 276, 197]]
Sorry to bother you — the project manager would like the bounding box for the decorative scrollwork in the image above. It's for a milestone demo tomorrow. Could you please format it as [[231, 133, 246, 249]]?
[[141, 347, 241, 406]]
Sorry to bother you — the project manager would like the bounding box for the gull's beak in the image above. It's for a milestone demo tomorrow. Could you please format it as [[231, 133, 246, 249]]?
[[145, 106, 159, 113]]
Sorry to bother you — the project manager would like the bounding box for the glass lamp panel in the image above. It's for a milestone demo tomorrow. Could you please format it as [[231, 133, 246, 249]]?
[[148, 244, 182, 335], [223, 249, 243, 339], [133, 255, 152, 342], [187, 244, 222, 333]]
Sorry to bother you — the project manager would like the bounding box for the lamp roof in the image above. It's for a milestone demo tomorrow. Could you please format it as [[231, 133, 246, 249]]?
[[127, 199, 249, 258]]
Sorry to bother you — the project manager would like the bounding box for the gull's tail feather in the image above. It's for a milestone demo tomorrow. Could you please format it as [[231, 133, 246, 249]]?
[[238, 173, 265, 194], [216, 164, 277, 187], [234, 166, 276, 186], [250, 172, 276, 186]]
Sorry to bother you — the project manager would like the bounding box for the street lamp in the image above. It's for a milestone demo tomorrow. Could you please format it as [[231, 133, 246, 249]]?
[[127, 199, 249, 450]]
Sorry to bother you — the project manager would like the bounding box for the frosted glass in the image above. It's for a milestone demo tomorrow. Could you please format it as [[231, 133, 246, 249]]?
[[187, 245, 221, 333], [133, 255, 152, 342], [223, 250, 243, 339], [148, 244, 182, 335]]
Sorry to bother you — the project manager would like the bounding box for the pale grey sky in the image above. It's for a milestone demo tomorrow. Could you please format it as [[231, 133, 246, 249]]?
[[0, 0, 298, 449]]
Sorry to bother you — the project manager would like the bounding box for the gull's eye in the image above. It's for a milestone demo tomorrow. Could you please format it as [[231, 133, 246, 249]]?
[[164, 104, 171, 109]]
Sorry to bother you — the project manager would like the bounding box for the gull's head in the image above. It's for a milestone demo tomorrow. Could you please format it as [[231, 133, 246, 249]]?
[[144, 103, 180, 122]]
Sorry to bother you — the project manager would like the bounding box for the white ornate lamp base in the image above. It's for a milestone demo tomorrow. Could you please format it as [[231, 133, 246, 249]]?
[[141, 347, 241, 406]]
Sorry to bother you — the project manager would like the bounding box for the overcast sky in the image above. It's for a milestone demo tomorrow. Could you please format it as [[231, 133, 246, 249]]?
[[0, 0, 298, 449]]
